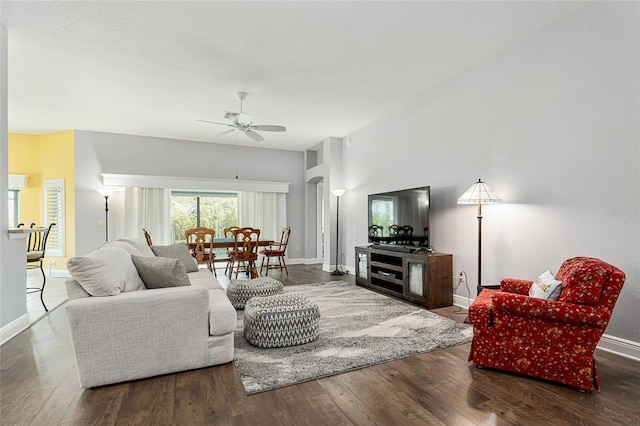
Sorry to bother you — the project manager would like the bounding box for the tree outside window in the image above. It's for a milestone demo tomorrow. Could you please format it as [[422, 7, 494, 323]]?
[[170, 192, 238, 242]]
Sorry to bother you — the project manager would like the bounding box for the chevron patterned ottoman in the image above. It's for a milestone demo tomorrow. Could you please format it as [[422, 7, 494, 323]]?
[[244, 293, 321, 348], [226, 277, 284, 309]]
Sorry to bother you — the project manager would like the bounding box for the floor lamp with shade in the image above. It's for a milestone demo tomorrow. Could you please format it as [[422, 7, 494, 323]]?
[[97, 187, 117, 242], [457, 179, 502, 293], [330, 188, 346, 276]]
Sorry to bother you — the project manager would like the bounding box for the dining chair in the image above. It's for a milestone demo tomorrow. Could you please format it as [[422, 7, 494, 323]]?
[[185, 227, 217, 276], [143, 228, 153, 247], [229, 227, 261, 278], [222, 226, 240, 275], [259, 226, 291, 276], [26, 223, 56, 311]]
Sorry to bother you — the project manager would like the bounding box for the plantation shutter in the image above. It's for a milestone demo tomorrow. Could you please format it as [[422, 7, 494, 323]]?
[[44, 178, 65, 256]]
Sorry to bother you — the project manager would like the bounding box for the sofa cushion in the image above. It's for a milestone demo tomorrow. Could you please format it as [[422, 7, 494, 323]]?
[[557, 257, 612, 305], [132, 255, 191, 289], [117, 238, 155, 257], [67, 245, 145, 296], [208, 289, 238, 336], [151, 243, 198, 272], [188, 269, 224, 291], [529, 271, 562, 300]]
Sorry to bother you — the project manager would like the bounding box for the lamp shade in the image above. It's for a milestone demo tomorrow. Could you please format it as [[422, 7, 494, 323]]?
[[457, 179, 502, 205], [97, 187, 117, 198], [331, 188, 346, 197]]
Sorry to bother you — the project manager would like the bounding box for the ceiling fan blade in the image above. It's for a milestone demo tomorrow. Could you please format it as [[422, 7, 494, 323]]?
[[252, 125, 286, 132], [197, 119, 235, 128], [244, 129, 264, 142], [213, 128, 235, 138]]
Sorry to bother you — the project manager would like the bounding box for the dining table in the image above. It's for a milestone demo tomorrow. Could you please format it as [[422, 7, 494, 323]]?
[[186, 238, 274, 279]]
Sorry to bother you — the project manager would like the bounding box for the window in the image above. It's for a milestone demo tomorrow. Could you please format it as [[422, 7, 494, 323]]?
[[8, 189, 19, 227], [44, 178, 65, 256], [369, 196, 395, 232], [170, 191, 238, 242]]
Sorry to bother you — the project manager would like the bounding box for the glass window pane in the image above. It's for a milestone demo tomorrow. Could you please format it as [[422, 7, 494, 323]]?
[[170, 192, 238, 243], [170, 195, 198, 242], [199, 195, 238, 237], [8, 190, 18, 227]]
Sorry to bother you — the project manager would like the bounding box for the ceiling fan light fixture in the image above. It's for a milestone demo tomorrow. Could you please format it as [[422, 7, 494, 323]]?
[[237, 112, 252, 126], [199, 92, 285, 142]]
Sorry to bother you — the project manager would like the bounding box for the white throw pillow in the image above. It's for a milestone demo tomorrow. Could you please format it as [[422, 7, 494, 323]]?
[[101, 240, 143, 257], [67, 245, 145, 296], [529, 270, 562, 300], [117, 238, 155, 257]]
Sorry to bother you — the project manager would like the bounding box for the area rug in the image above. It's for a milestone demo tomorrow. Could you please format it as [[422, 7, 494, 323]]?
[[233, 281, 472, 394]]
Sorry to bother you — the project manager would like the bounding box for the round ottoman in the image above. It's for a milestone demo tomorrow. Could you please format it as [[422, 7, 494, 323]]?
[[244, 293, 320, 348], [226, 277, 283, 309]]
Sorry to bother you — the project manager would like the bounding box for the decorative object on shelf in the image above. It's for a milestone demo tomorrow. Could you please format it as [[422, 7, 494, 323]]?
[[97, 187, 117, 242], [457, 179, 502, 290], [330, 188, 346, 276]]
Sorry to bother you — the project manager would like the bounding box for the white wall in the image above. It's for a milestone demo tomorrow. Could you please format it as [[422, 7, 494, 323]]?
[[0, 24, 29, 336], [73, 130, 307, 260], [340, 2, 639, 343]]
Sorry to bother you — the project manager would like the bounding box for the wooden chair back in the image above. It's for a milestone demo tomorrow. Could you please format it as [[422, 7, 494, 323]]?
[[223, 226, 240, 239], [277, 226, 291, 251], [143, 228, 153, 246], [185, 227, 216, 264], [232, 227, 261, 260]]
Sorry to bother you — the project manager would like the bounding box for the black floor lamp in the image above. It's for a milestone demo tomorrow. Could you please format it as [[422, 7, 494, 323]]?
[[97, 188, 116, 242], [457, 179, 502, 293], [330, 188, 346, 276]]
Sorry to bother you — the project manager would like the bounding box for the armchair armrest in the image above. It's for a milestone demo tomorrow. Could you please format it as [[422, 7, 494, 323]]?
[[492, 292, 611, 327], [500, 278, 533, 295]]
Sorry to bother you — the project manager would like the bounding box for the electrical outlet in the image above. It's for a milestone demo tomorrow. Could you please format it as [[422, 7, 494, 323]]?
[[50, 260, 56, 268], [458, 271, 466, 283]]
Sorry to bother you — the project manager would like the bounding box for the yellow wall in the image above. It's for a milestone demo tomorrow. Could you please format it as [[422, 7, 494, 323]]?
[[8, 131, 75, 269], [7, 134, 41, 224]]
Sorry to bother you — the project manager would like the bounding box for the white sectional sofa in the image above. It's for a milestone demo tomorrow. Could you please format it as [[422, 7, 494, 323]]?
[[64, 238, 236, 388]]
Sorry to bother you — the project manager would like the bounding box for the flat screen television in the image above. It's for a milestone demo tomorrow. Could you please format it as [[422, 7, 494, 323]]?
[[367, 186, 430, 248]]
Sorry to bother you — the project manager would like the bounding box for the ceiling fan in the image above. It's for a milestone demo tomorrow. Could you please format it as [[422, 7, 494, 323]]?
[[198, 92, 286, 142]]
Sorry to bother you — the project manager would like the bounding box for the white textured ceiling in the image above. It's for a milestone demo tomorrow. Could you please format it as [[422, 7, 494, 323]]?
[[1, 1, 591, 151]]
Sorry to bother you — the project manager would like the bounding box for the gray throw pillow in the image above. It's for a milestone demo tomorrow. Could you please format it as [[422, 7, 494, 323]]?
[[151, 243, 198, 272], [131, 255, 191, 289]]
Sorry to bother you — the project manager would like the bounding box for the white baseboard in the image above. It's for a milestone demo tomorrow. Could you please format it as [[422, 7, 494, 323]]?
[[286, 257, 316, 265], [49, 269, 71, 278], [0, 314, 30, 346], [454, 296, 640, 362], [453, 294, 472, 309], [287, 258, 345, 267], [597, 334, 640, 361]]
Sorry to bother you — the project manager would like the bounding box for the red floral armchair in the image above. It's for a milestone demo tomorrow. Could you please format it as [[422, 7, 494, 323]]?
[[467, 257, 626, 392]]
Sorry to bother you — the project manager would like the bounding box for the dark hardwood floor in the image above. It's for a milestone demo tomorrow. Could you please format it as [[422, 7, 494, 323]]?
[[2, 264, 639, 425]]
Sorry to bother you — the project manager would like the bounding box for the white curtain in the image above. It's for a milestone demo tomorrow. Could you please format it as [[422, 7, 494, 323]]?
[[123, 187, 171, 244], [238, 192, 287, 242]]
